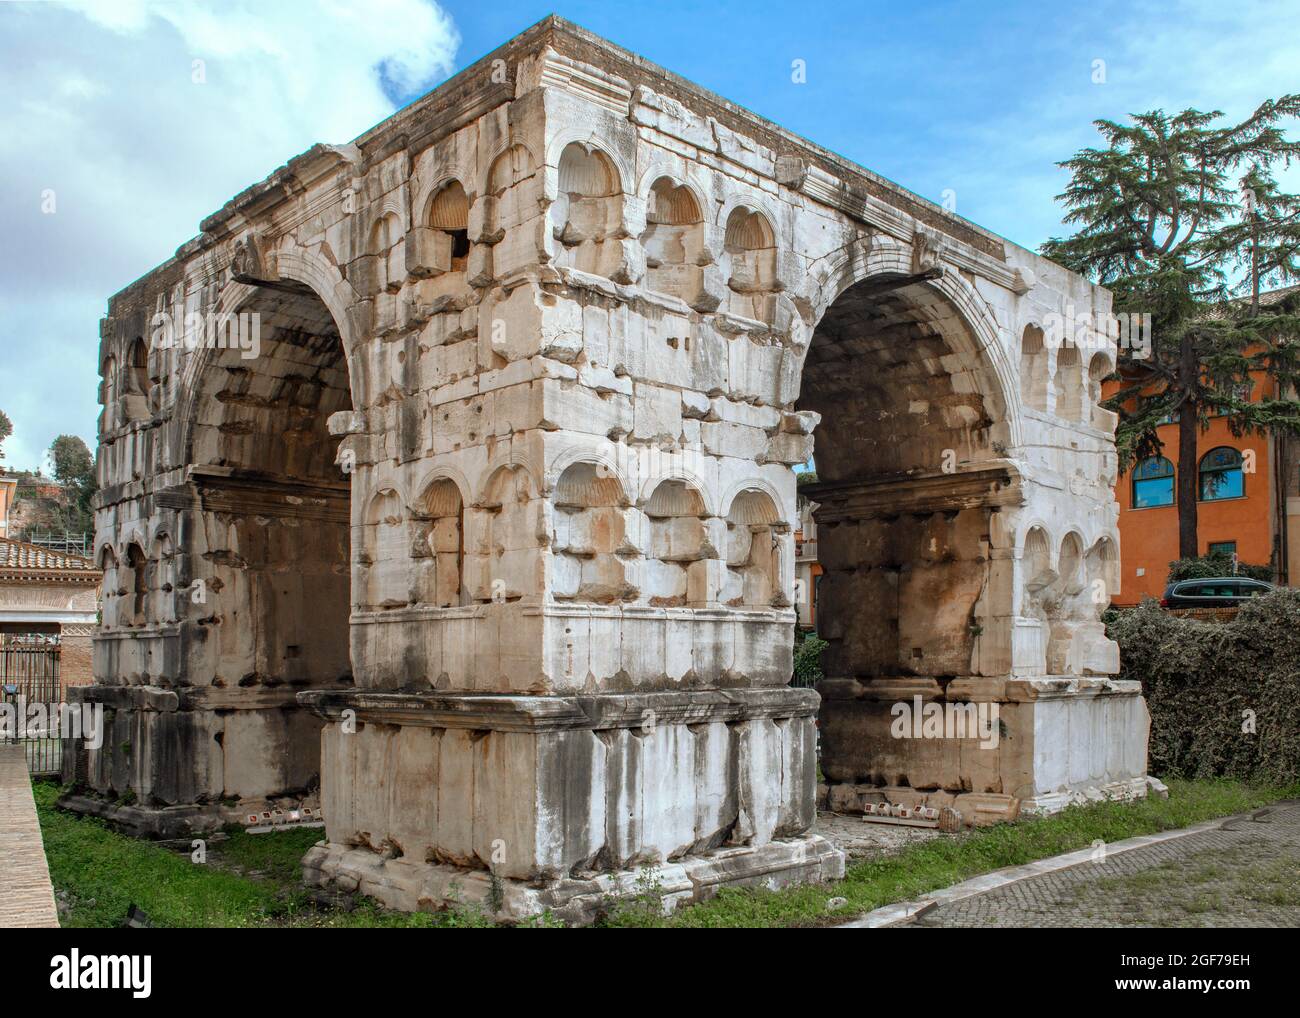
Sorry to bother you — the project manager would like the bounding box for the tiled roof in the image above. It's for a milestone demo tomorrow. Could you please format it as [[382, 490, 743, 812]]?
[[1202, 283, 1300, 320], [0, 536, 100, 573]]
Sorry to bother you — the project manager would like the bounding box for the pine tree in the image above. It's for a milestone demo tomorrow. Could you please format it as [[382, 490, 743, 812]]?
[[1043, 97, 1300, 558]]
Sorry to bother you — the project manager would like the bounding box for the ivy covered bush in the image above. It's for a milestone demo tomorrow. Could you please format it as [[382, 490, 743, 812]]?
[[1166, 553, 1273, 584], [1107, 590, 1300, 784]]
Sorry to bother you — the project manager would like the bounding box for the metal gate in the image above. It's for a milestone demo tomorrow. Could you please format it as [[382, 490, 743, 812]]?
[[0, 635, 63, 775]]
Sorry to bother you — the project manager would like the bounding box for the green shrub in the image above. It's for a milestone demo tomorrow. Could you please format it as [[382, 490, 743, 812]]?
[[792, 631, 826, 688], [1107, 589, 1300, 783], [1167, 553, 1273, 584]]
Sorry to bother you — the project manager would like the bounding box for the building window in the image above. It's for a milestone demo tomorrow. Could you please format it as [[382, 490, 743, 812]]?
[[1208, 541, 1237, 557], [1199, 447, 1244, 501], [1212, 381, 1253, 416], [1132, 455, 1174, 508]]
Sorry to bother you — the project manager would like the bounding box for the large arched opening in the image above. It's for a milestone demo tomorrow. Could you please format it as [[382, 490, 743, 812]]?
[[796, 270, 1018, 793], [179, 279, 354, 798]]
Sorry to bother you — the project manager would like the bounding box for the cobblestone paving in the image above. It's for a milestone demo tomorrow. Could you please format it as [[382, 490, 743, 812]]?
[[815, 810, 945, 859], [0, 745, 59, 927], [904, 801, 1300, 928]]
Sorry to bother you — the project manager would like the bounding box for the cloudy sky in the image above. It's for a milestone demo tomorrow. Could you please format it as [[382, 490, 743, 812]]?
[[1, 0, 1297, 472]]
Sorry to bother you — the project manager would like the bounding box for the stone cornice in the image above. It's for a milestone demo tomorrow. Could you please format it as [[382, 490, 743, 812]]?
[[298, 687, 820, 732], [802, 462, 1023, 522], [155, 467, 350, 524]]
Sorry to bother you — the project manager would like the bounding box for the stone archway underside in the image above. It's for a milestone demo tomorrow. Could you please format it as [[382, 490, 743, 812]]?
[[66, 283, 354, 825], [68, 17, 1150, 921]]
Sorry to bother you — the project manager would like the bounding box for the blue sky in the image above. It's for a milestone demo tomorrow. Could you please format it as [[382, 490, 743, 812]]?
[[1, 0, 1297, 473]]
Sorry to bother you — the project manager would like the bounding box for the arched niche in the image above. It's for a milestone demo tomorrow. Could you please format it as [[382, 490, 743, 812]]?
[[723, 207, 777, 323], [644, 479, 712, 607], [101, 354, 119, 432], [1024, 526, 1053, 591], [125, 542, 148, 627], [1054, 344, 1083, 421], [473, 465, 539, 603], [147, 532, 174, 625], [723, 488, 786, 608], [414, 477, 466, 607], [369, 212, 405, 293], [119, 338, 152, 422], [487, 144, 539, 232], [552, 143, 624, 278], [480, 144, 540, 281], [409, 179, 470, 278], [99, 545, 120, 628], [551, 462, 633, 604], [1020, 324, 1048, 412], [1087, 351, 1111, 406], [361, 488, 407, 609], [1058, 532, 1085, 596], [1087, 536, 1119, 600], [640, 177, 705, 305]]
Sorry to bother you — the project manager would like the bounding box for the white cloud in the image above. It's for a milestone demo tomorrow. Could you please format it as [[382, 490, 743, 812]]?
[[887, 0, 1300, 254], [0, 0, 459, 473]]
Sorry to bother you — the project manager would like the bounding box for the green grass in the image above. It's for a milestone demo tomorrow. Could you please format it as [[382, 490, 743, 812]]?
[[621, 778, 1300, 928], [35, 778, 1298, 928], [34, 782, 457, 927]]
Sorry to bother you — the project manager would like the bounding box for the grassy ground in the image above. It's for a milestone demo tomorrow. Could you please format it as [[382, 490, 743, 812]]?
[[613, 778, 1300, 927], [34, 778, 1298, 928], [33, 782, 488, 927]]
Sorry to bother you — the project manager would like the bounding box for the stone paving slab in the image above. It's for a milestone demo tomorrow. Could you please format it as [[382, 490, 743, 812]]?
[[814, 810, 943, 859], [838, 800, 1300, 929], [0, 745, 59, 927]]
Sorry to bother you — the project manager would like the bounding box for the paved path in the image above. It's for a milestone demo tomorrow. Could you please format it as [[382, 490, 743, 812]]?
[[898, 801, 1300, 928], [0, 745, 59, 927]]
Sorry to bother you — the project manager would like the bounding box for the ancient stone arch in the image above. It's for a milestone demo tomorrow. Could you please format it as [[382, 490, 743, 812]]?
[[66, 17, 1148, 921]]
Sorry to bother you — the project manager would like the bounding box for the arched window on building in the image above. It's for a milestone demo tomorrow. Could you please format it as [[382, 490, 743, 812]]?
[[1199, 447, 1244, 501], [1132, 456, 1174, 508]]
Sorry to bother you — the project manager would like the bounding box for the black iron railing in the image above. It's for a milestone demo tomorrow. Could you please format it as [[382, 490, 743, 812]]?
[[0, 636, 64, 775]]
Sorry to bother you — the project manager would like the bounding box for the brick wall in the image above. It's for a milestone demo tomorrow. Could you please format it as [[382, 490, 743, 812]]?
[[58, 628, 95, 686]]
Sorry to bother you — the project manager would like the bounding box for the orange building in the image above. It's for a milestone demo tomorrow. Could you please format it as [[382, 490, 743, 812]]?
[[0, 475, 16, 539], [1104, 287, 1300, 605], [794, 494, 822, 627]]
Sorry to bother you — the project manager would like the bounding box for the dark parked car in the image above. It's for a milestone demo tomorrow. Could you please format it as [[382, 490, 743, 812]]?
[[1160, 576, 1274, 608]]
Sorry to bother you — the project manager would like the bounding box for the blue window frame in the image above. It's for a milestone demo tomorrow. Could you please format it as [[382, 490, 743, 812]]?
[[1199, 447, 1244, 501], [1132, 456, 1174, 508]]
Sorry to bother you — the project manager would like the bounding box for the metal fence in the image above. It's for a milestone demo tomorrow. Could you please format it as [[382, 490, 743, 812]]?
[[0, 636, 63, 775]]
